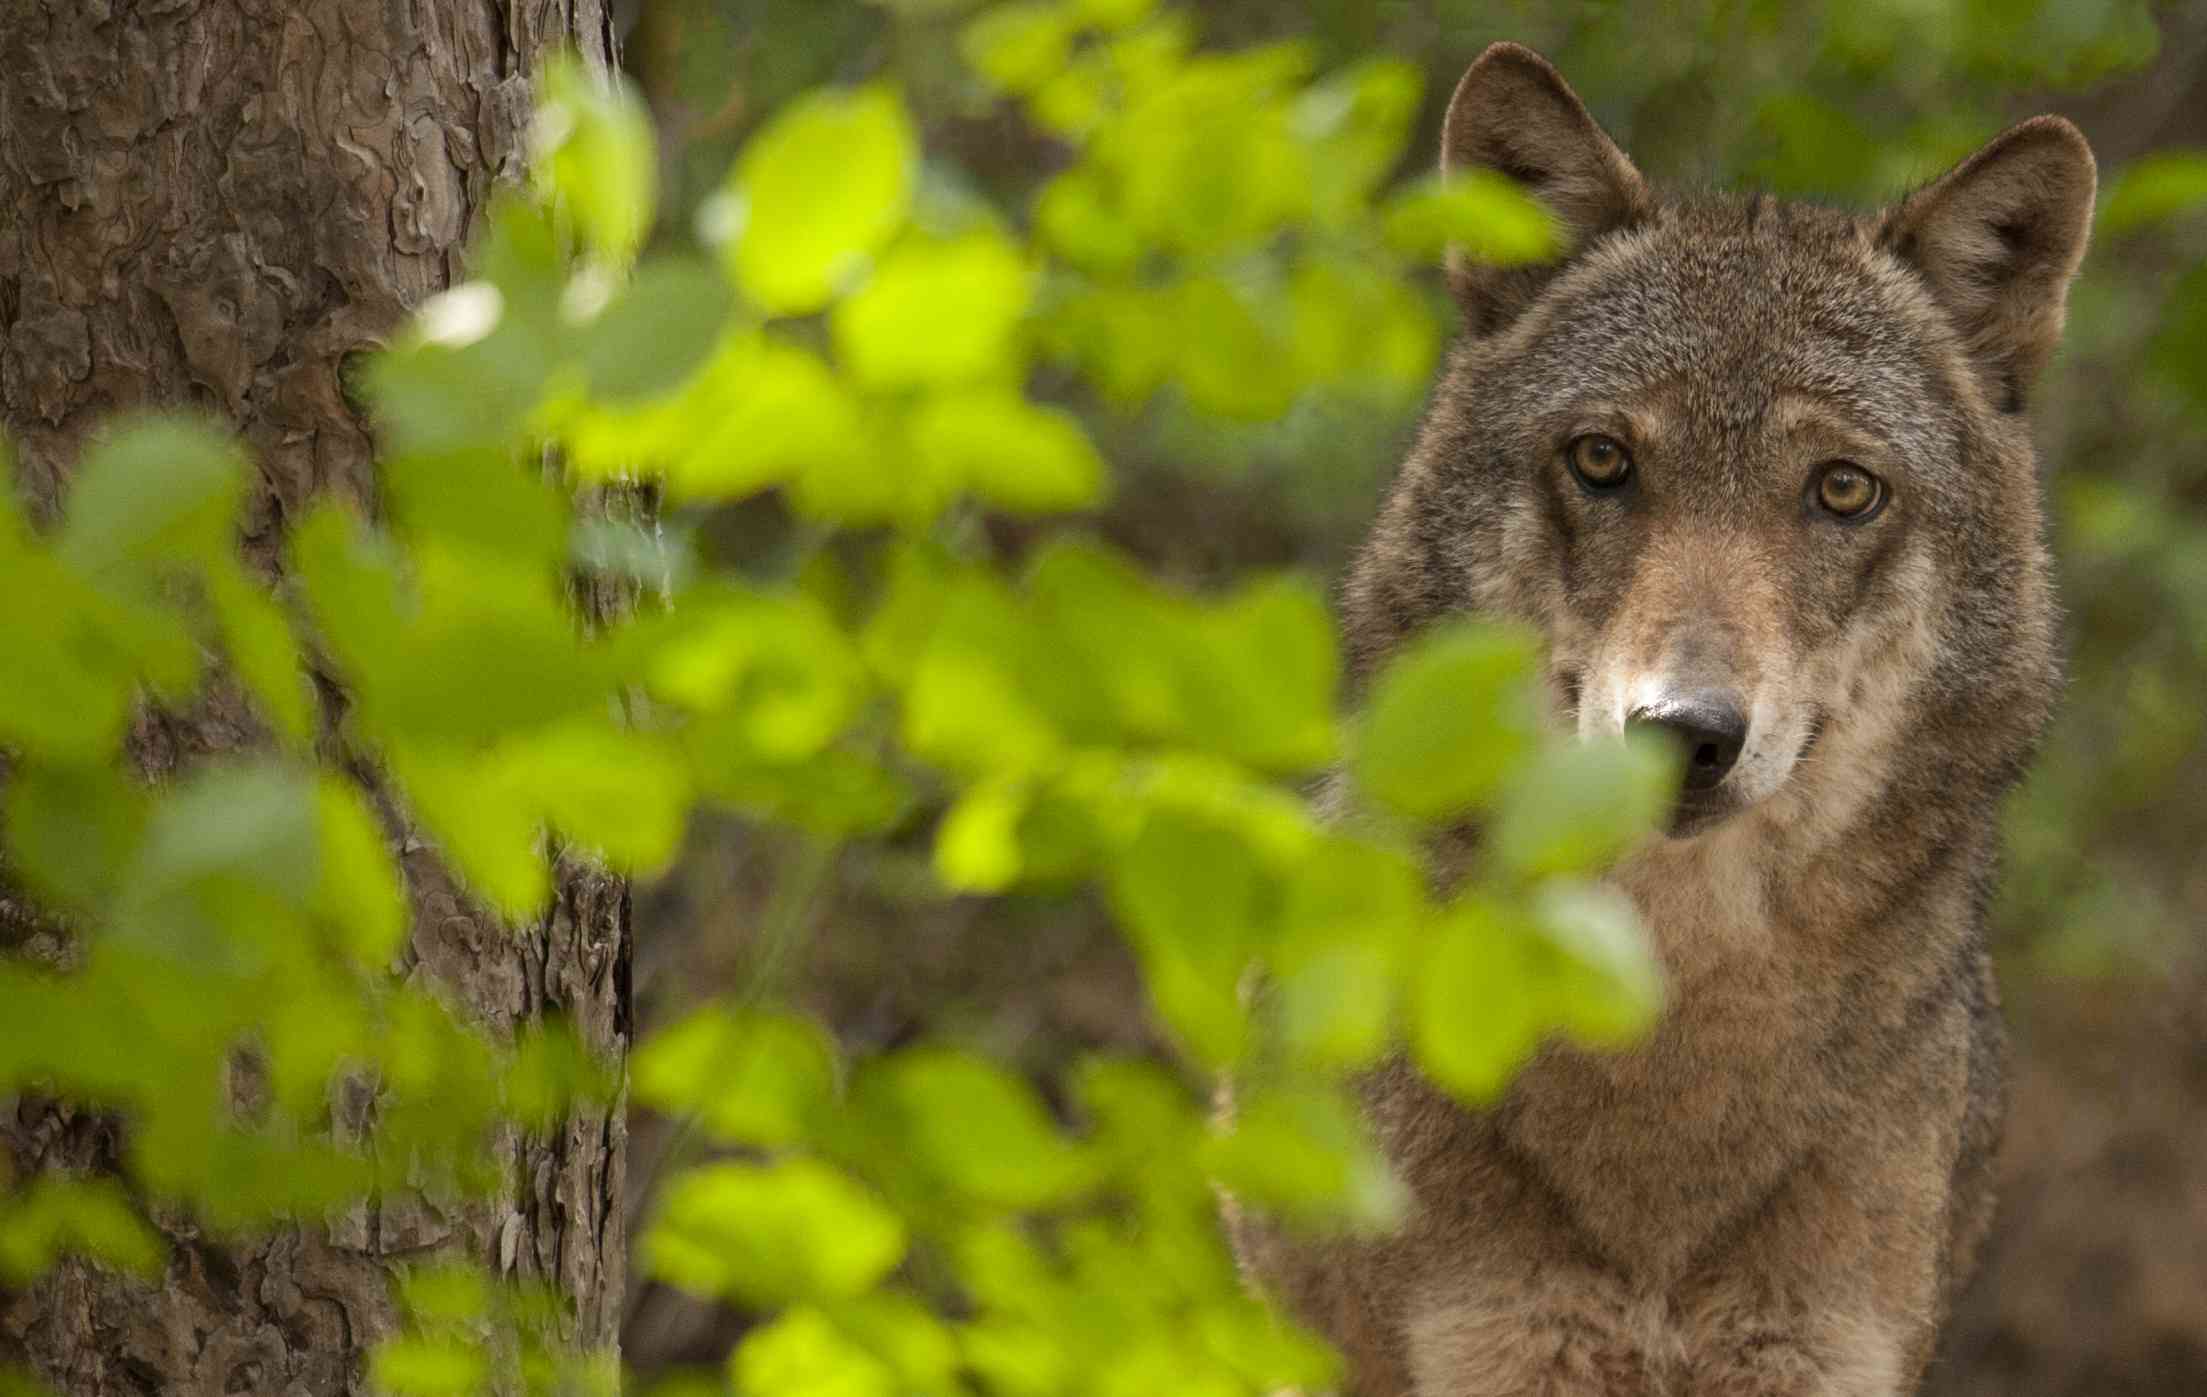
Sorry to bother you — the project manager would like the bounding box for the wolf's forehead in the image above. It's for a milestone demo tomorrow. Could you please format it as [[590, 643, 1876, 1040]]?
[[1535, 221, 1951, 441]]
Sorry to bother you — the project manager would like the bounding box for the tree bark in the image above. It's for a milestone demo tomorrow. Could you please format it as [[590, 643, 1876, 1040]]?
[[0, 3, 628, 1392]]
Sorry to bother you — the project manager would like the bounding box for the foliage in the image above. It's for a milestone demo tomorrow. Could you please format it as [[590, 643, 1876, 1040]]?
[[0, 9, 1669, 1396], [5, 1, 2207, 1394]]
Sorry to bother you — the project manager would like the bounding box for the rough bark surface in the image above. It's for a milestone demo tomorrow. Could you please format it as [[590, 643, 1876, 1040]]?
[[0, 2, 628, 1392]]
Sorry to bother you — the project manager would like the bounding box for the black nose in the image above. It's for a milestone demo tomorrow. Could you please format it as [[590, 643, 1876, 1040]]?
[[1628, 692, 1748, 791]]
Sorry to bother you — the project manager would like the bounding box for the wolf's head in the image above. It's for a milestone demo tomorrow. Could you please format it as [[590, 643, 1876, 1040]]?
[[1346, 44, 2094, 843]]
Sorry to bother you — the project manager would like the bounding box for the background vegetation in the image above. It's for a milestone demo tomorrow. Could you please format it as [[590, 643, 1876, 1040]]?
[[1, 1, 2203, 1394]]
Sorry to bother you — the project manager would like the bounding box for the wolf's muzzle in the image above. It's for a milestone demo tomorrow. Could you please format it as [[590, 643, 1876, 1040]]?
[[1628, 690, 1748, 819]]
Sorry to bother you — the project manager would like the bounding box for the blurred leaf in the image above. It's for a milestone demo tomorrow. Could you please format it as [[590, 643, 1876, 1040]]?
[[833, 230, 1035, 388], [644, 1159, 906, 1306], [1171, 278, 1297, 419], [910, 390, 1107, 514], [2099, 150, 2207, 234], [734, 1307, 899, 1397], [936, 777, 1031, 892], [2, 761, 148, 921], [961, 3, 1079, 94], [57, 416, 245, 579], [1204, 1085, 1403, 1229], [1530, 881, 1664, 1045], [203, 558, 314, 746], [369, 1336, 490, 1397], [389, 744, 550, 918], [1271, 836, 1422, 1067], [533, 55, 658, 265], [633, 1007, 838, 1147], [574, 255, 735, 402], [722, 86, 918, 316], [860, 1048, 1096, 1209], [1101, 47, 1315, 254], [1109, 810, 1266, 1066], [1411, 896, 1542, 1102], [1298, 59, 1423, 226], [0, 1176, 166, 1286], [1035, 167, 1143, 273], [1382, 173, 1558, 265], [382, 448, 570, 570], [1489, 733, 1676, 879], [1355, 622, 1543, 821], [313, 775, 407, 966]]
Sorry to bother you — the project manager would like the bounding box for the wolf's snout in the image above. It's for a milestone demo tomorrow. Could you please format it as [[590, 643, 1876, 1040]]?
[[1628, 692, 1748, 791]]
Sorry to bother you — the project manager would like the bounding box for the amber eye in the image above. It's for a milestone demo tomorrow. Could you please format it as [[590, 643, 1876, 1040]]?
[[1813, 462, 1886, 521], [1566, 434, 1633, 492]]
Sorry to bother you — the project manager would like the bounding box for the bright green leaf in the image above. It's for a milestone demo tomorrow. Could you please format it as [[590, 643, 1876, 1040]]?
[[721, 86, 918, 315], [534, 55, 659, 265], [632, 1006, 838, 1147], [1489, 732, 1677, 878], [644, 1159, 906, 1306], [1383, 172, 1559, 265], [833, 230, 1035, 388], [1355, 622, 1543, 821], [910, 390, 1107, 514]]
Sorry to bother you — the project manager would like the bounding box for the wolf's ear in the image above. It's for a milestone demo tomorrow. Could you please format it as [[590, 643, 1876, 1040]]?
[[1878, 117, 2096, 413], [1439, 43, 1648, 334]]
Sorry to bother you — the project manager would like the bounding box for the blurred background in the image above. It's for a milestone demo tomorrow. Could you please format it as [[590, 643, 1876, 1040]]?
[[612, 2, 2207, 1391]]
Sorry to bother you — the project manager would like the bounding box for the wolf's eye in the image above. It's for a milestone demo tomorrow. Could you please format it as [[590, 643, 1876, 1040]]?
[[1814, 462, 1885, 521], [1566, 434, 1633, 492]]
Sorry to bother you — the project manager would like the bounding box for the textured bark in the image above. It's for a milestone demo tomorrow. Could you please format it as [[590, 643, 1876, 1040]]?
[[0, 3, 628, 1393]]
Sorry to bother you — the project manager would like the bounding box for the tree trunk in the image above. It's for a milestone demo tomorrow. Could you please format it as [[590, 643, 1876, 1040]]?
[[0, 3, 629, 1392]]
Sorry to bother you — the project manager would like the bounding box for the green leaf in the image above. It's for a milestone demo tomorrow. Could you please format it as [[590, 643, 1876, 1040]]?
[[0, 536, 188, 758], [833, 230, 1035, 388], [116, 759, 321, 950], [935, 777, 1031, 893], [1411, 895, 1543, 1103], [313, 775, 408, 966], [1355, 622, 1543, 821], [632, 1006, 838, 1147], [859, 1048, 1095, 1209], [1034, 167, 1143, 274], [1382, 172, 1559, 265], [1204, 1085, 1404, 1229], [389, 744, 550, 918], [510, 724, 692, 875], [0, 1176, 166, 1286], [2099, 150, 2207, 234], [57, 416, 246, 579], [721, 86, 918, 316], [1, 761, 149, 920], [203, 558, 314, 746], [368, 1336, 490, 1397], [1270, 836, 1422, 1068], [1488, 733, 1676, 878], [533, 54, 659, 266], [644, 1159, 906, 1306], [909, 390, 1107, 514], [733, 1308, 899, 1397], [1297, 59, 1423, 226], [1101, 48, 1314, 254], [574, 255, 735, 403], [961, 3, 1079, 94], [1171, 278, 1297, 420], [1108, 810, 1268, 1066], [1530, 881, 1664, 1045], [381, 448, 571, 570]]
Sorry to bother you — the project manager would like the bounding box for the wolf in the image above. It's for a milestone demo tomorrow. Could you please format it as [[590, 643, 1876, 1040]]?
[[1230, 42, 2096, 1397]]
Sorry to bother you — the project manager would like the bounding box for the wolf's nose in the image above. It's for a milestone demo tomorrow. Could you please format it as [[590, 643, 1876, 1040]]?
[[1628, 693, 1748, 791]]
